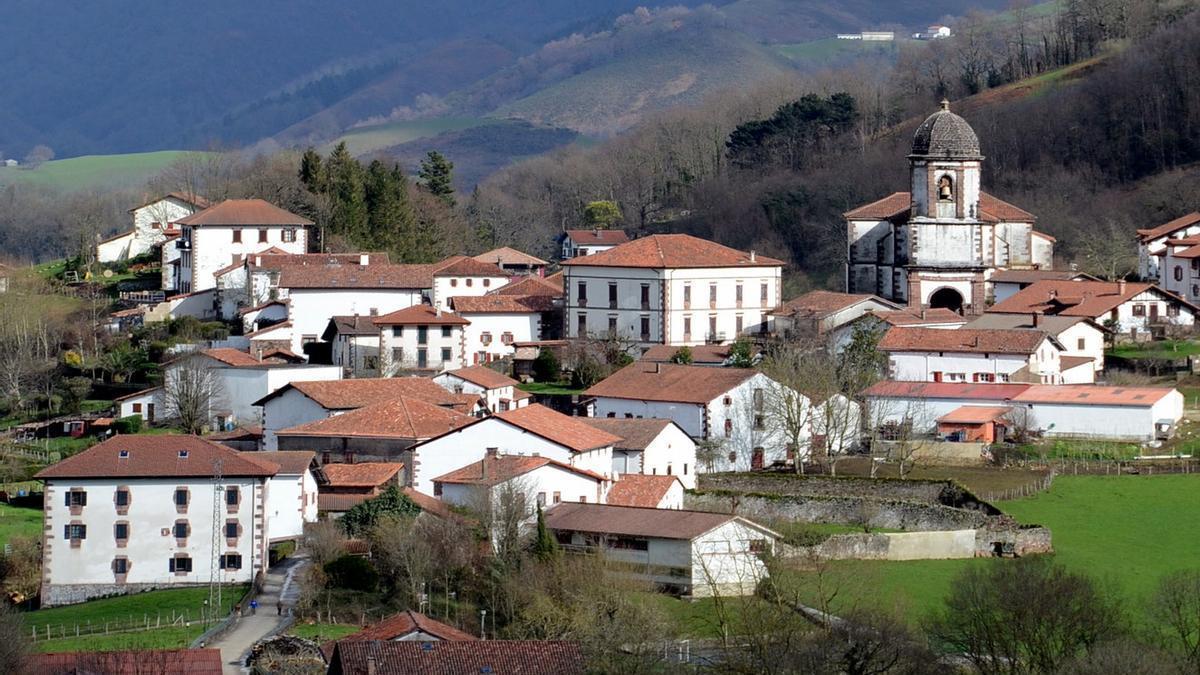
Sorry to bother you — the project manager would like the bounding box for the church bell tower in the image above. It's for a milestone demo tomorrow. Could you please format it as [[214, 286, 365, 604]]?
[[909, 100, 983, 223]]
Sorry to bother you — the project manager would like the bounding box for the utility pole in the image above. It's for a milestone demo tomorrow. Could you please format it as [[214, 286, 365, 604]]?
[[208, 459, 224, 625]]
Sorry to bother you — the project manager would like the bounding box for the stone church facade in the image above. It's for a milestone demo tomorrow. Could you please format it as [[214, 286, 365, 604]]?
[[845, 102, 1054, 314]]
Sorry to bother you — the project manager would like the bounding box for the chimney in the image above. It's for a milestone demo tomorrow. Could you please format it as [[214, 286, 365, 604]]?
[[1032, 312, 1041, 328], [1118, 279, 1127, 294], [255, 255, 262, 267], [652, 362, 661, 374], [360, 253, 369, 266], [750, 250, 757, 262], [367, 656, 377, 675]]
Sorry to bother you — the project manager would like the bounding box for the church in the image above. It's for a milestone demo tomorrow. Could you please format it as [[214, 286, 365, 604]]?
[[844, 102, 1054, 314]]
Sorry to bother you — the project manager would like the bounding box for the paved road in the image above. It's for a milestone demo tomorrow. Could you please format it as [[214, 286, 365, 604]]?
[[208, 554, 308, 675]]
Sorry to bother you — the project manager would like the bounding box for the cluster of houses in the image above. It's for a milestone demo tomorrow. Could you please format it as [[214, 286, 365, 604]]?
[[34, 100, 1197, 626]]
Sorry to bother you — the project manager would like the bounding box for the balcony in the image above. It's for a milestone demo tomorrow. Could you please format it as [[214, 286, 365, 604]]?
[[705, 332, 726, 344]]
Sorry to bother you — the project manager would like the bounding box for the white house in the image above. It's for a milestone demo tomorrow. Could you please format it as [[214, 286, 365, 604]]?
[[605, 474, 685, 510], [214, 251, 393, 321], [1137, 212, 1200, 282], [162, 348, 341, 431], [323, 315, 382, 377], [432, 451, 607, 509], [1149, 234, 1200, 308], [374, 305, 470, 374], [563, 234, 784, 347], [966, 313, 1107, 380], [431, 366, 532, 414], [450, 294, 555, 364], [255, 377, 476, 450], [988, 279, 1198, 339], [405, 404, 621, 495], [584, 362, 802, 471], [768, 290, 900, 339], [113, 386, 164, 424], [863, 380, 1183, 442], [879, 327, 1076, 384], [473, 247, 548, 276], [255, 451, 319, 542], [175, 199, 311, 293], [559, 229, 629, 260], [430, 256, 510, 311], [97, 192, 208, 263], [34, 435, 316, 606], [544, 503, 779, 597], [577, 417, 698, 489]]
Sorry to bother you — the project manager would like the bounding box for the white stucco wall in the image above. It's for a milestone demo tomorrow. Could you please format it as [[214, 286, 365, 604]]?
[[265, 470, 318, 542], [437, 463, 604, 509], [379, 323, 467, 374], [261, 388, 333, 450], [432, 274, 510, 311], [287, 288, 423, 352], [690, 520, 774, 598], [181, 225, 307, 293], [459, 312, 541, 363]]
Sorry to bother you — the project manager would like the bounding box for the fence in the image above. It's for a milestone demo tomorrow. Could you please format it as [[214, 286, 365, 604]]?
[[29, 608, 207, 642], [976, 470, 1055, 503], [1023, 457, 1200, 476]]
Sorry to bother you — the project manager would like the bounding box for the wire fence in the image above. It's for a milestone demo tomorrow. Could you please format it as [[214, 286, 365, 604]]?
[[28, 608, 218, 642], [976, 471, 1056, 503]]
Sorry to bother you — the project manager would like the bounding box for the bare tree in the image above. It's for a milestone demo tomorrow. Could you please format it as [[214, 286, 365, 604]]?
[[302, 520, 348, 568], [0, 601, 31, 674], [162, 354, 226, 434], [1152, 569, 1200, 673], [369, 514, 435, 606]]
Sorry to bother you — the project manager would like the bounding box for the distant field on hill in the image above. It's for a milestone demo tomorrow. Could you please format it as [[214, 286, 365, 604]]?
[[325, 117, 495, 157], [772, 37, 901, 65], [0, 151, 200, 192]]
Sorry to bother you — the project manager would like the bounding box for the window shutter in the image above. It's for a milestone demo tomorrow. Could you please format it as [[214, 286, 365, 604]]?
[[80, 492, 87, 506], [65, 492, 71, 507], [63, 525, 70, 539]]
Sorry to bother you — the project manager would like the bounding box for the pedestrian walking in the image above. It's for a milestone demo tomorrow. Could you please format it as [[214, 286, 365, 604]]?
[[250, 599, 257, 615], [276, 601, 282, 616]]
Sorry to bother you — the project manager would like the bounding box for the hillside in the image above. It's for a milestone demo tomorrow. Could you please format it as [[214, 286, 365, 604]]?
[[0, 151, 202, 192]]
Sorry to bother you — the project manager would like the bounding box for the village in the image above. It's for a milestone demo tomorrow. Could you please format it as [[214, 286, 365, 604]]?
[[2, 102, 1199, 674]]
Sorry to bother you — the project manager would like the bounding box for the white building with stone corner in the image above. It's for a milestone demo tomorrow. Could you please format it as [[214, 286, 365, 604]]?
[[97, 192, 208, 264], [846, 101, 1054, 315], [176, 199, 311, 293], [35, 436, 316, 607]]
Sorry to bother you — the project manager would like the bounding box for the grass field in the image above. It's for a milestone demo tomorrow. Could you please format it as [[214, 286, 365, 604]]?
[[772, 38, 899, 64], [1109, 339, 1200, 360], [22, 585, 248, 652], [518, 382, 585, 396], [0, 151, 202, 192], [325, 117, 494, 157], [0, 503, 42, 544], [787, 475, 1200, 624], [288, 622, 362, 642], [828, 457, 1049, 496]]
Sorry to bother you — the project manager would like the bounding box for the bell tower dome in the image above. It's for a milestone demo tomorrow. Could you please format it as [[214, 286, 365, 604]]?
[[909, 100, 983, 221]]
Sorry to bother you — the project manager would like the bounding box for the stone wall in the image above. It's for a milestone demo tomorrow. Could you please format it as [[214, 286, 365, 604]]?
[[686, 491, 991, 532], [698, 473, 998, 515], [799, 530, 977, 561], [975, 525, 1054, 556], [42, 582, 205, 607]]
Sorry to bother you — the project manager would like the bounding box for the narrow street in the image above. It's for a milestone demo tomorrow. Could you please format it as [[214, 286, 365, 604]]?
[[206, 554, 308, 675]]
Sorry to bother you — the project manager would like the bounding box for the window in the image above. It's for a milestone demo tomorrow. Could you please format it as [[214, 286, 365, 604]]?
[[364, 355, 378, 370], [1077, 338, 1086, 350], [64, 524, 87, 540], [577, 282, 588, 306], [754, 414, 766, 430], [641, 284, 650, 310], [132, 403, 142, 413], [761, 283, 769, 305], [113, 558, 128, 575], [417, 326, 428, 345], [683, 317, 691, 340], [500, 331, 514, 345], [553, 491, 562, 504], [736, 283, 743, 307], [483, 279, 491, 287], [709, 283, 717, 307], [609, 536, 649, 551], [708, 315, 717, 338], [728, 451, 737, 463], [1168, 304, 1180, 317], [466, 278, 473, 287], [441, 325, 452, 338], [65, 490, 87, 507], [749, 539, 770, 554], [481, 332, 492, 346], [723, 396, 732, 406], [684, 463, 689, 475], [225, 521, 239, 538], [735, 314, 743, 335], [974, 373, 996, 383], [753, 388, 764, 411], [537, 492, 547, 507], [450, 278, 458, 287], [417, 348, 428, 369], [683, 284, 692, 308], [608, 315, 618, 336], [221, 554, 243, 570], [392, 326, 403, 338], [433, 482, 443, 496], [606, 412, 615, 418], [232, 229, 242, 243], [115, 489, 129, 507], [640, 316, 650, 340], [577, 313, 587, 337], [173, 521, 189, 539], [169, 556, 193, 574], [301, 334, 318, 345], [608, 282, 618, 309], [441, 347, 452, 363], [724, 418, 733, 438], [114, 522, 129, 541], [174, 488, 188, 508], [258, 228, 268, 243], [283, 229, 296, 243], [1132, 304, 1146, 316]]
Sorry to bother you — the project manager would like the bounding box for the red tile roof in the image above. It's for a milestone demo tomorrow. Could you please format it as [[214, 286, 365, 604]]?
[[989, 269, 1094, 284], [870, 308, 966, 326], [1013, 384, 1178, 407], [488, 275, 563, 297], [450, 294, 557, 313], [440, 365, 519, 390], [329, 640, 583, 675], [545, 503, 774, 540], [279, 264, 439, 290], [878, 326, 1052, 354], [245, 321, 292, 339], [862, 380, 1034, 400], [432, 454, 603, 486], [606, 474, 682, 508], [494, 404, 622, 452], [771, 290, 896, 319], [323, 315, 379, 339], [564, 229, 629, 245], [198, 347, 280, 367], [280, 398, 472, 440], [473, 247, 548, 267], [251, 252, 389, 269], [1137, 212, 1200, 242], [937, 405, 1012, 424], [844, 191, 1035, 223], [578, 417, 675, 450], [254, 451, 314, 475], [317, 493, 369, 512], [176, 199, 312, 226], [257, 377, 466, 410], [34, 648, 223, 674], [562, 234, 784, 269], [987, 280, 1180, 318], [321, 610, 476, 658], [372, 305, 470, 326], [584, 362, 760, 404], [35, 435, 279, 480], [322, 462, 405, 488], [431, 255, 507, 277], [639, 344, 731, 364]]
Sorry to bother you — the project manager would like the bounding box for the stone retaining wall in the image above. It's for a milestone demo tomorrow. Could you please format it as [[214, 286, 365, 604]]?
[[686, 491, 991, 532]]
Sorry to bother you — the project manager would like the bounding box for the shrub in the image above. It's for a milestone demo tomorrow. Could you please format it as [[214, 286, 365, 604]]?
[[323, 555, 378, 591], [532, 348, 560, 382], [112, 415, 142, 434], [339, 486, 421, 537]]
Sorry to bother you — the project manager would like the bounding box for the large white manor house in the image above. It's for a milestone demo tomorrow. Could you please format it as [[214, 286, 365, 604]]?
[[845, 102, 1054, 314]]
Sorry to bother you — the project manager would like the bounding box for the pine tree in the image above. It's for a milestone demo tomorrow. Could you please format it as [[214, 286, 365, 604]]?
[[532, 503, 560, 562], [325, 142, 368, 237], [418, 150, 456, 207], [298, 148, 326, 193], [364, 159, 417, 255]]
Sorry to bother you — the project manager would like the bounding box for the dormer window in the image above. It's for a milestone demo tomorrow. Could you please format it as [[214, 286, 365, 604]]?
[[178, 450, 188, 459], [118, 450, 130, 459]]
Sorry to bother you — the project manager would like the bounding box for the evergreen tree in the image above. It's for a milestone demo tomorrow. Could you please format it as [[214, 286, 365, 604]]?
[[364, 159, 417, 255], [583, 200, 622, 229], [418, 150, 456, 206], [728, 338, 755, 368], [532, 503, 560, 562], [298, 148, 326, 193], [325, 142, 368, 237]]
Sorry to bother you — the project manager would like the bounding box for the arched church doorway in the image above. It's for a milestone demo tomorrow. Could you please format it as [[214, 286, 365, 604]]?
[[928, 287, 964, 314]]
